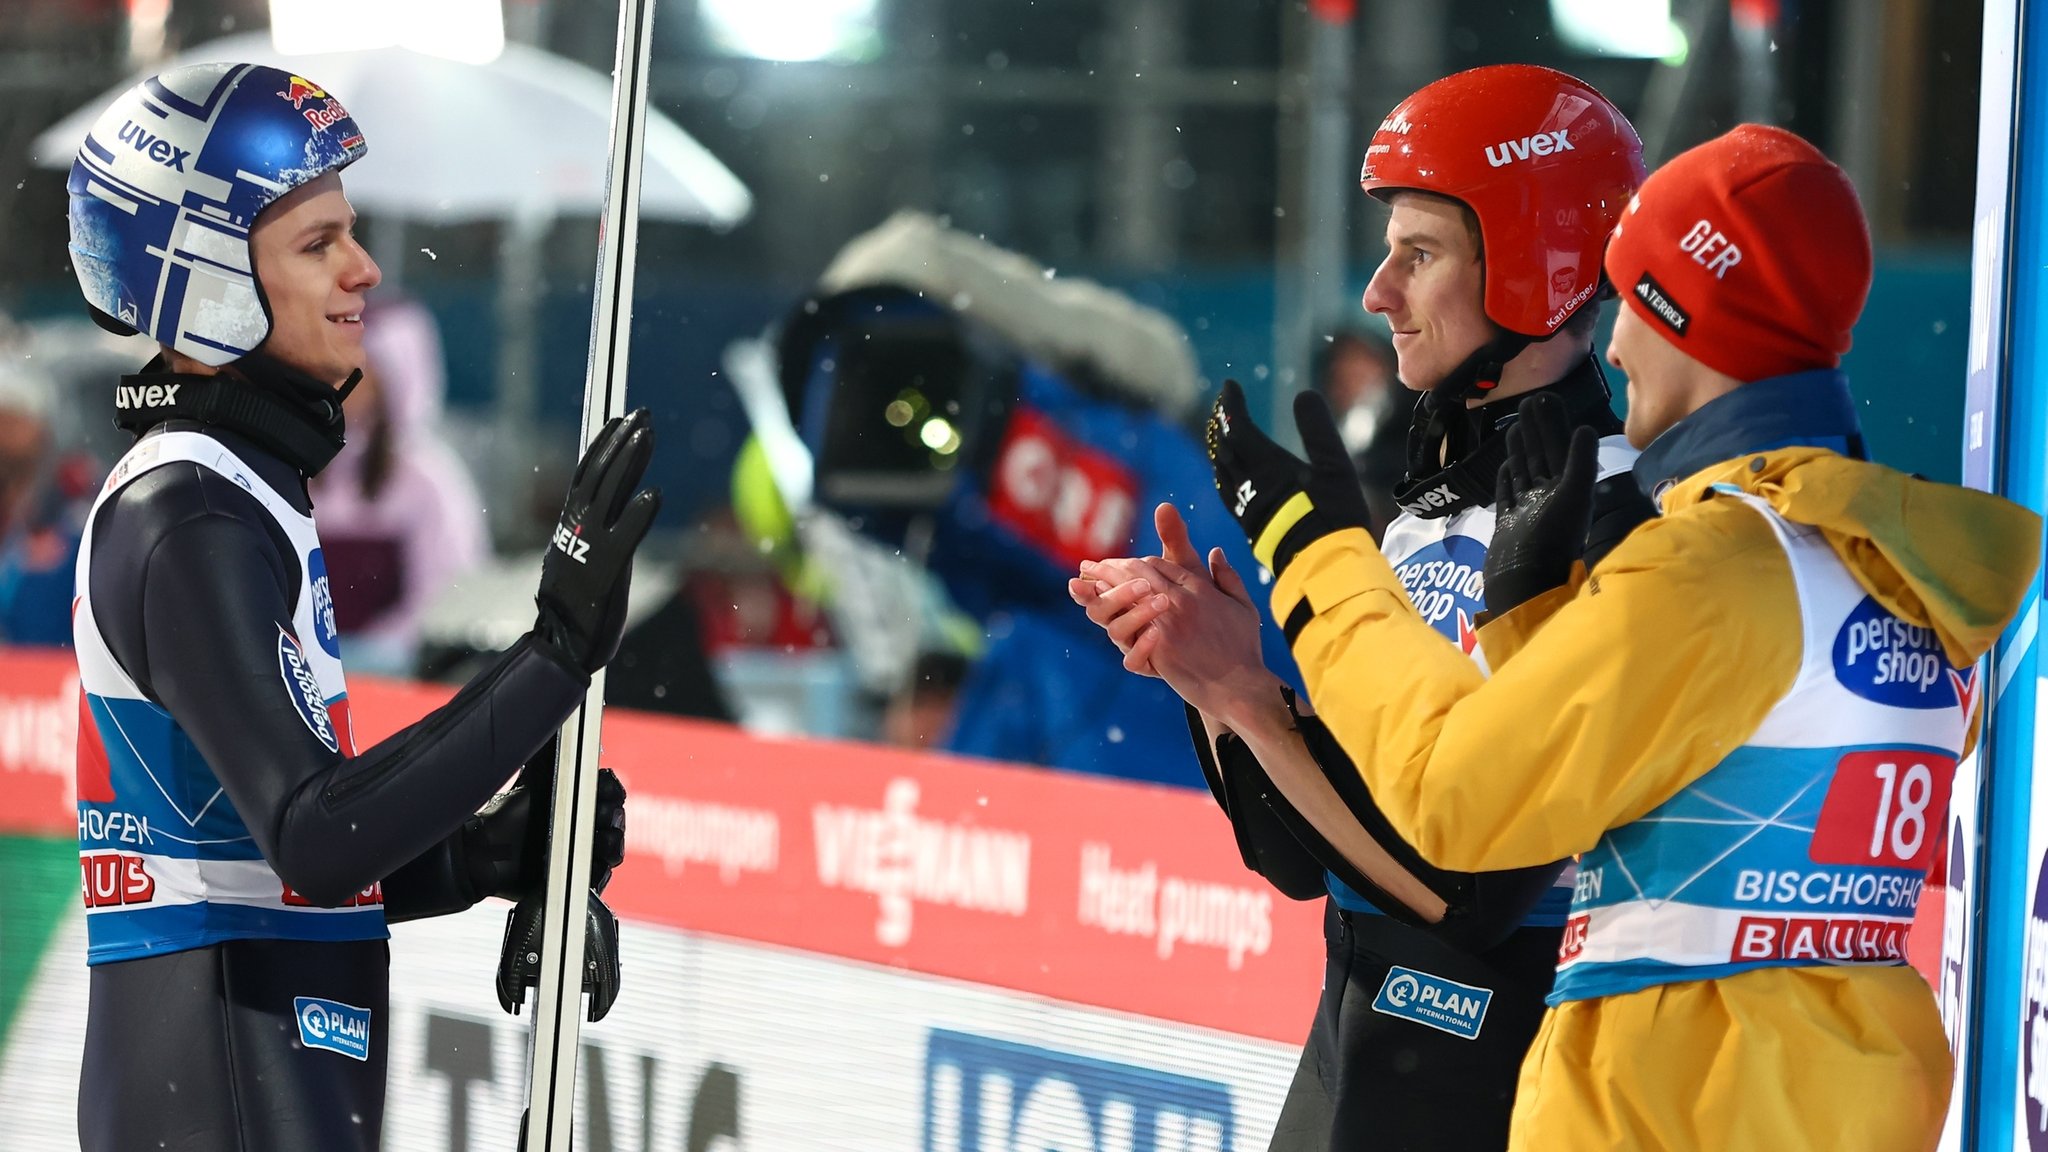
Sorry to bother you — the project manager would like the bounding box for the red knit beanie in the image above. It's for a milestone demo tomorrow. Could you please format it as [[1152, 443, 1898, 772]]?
[[1602, 124, 1873, 383]]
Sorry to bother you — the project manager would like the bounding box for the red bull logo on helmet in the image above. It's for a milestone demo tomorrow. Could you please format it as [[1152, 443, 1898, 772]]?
[[302, 99, 354, 135], [277, 76, 327, 109], [277, 74, 357, 140]]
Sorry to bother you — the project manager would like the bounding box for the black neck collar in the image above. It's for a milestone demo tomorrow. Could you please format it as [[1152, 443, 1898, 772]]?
[[1391, 355, 1622, 519], [114, 353, 358, 478]]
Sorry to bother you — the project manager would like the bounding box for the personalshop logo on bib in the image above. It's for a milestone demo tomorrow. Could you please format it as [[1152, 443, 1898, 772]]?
[[307, 548, 340, 657], [278, 628, 339, 753], [1392, 535, 1488, 650], [294, 996, 371, 1061], [1371, 965, 1492, 1040], [1831, 596, 1961, 709]]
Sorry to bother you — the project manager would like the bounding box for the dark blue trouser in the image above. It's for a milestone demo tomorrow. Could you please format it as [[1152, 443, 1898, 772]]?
[[1268, 902, 1560, 1152], [80, 938, 390, 1152]]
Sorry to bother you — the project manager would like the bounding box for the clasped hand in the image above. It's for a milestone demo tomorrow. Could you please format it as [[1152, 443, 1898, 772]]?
[[1067, 502, 1280, 724]]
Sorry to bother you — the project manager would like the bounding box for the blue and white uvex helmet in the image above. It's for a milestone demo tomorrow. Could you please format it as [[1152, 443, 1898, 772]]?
[[67, 62, 367, 366]]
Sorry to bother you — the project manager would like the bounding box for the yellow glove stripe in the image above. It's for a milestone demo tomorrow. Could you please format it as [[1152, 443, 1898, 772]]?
[[1253, 491, 1314, 570]]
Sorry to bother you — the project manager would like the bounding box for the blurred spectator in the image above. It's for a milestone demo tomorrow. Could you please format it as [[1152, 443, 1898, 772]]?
[[605, 513, 757, 724], [309, 299, 487, 675], [605, 580, 741, 723], [0, 350, 85, 647], [1312, 326, 1407, 539], [723, 430, 980, 740], [0, 361, 50, 540], [771, 213, 1299, 785], [881, 650, 972, 749]]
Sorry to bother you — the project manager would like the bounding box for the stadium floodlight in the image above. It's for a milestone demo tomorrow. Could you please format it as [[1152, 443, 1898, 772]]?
[[1549, 0, 1689, 63], [699, 0, 881, 63], [269, 0, 506, 65]]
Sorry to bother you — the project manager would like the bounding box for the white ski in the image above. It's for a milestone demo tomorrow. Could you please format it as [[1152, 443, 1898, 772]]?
[[520, 0, 659, 1146]]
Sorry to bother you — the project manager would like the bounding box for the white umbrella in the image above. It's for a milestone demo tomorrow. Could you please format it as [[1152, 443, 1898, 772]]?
[[28, 31, 751, 227]]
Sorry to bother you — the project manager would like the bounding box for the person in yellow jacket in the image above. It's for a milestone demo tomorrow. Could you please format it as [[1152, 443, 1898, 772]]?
[[1086, 124, 2041, 1150]]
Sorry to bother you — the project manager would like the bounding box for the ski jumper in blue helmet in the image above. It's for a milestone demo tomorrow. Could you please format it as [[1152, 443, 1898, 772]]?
[[66, 62, 649, 1152]]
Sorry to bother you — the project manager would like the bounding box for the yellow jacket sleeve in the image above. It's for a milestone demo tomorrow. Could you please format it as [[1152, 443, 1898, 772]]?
[[1270, 500, 1806, 871], [1473, 569, 1583, 669]]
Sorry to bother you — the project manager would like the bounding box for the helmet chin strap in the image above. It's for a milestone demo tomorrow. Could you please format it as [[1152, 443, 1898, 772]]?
[[1396, 328, 1531, 485], [1428, 264, 1621, 403], [1432, 327, 1536, 406], [333, 367, 364, 406], [1395, 350, 1620, 520]]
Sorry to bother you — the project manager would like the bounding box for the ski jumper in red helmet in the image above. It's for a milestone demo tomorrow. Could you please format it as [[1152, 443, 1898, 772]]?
[[1362, 64, 1646, 399]]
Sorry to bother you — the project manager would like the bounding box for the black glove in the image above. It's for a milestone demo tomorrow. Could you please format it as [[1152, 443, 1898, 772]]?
[[1205, 380, 1370, 575], [535, 408, 662, 674], [1484, 393, 1598, 616], [464, 742, 628, 903], [496, 889, 622, 1024], [1586, 470, 1658, 570]]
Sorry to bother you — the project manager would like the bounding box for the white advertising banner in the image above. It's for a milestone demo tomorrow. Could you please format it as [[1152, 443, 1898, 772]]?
[[2, 907, 1300, 1151]]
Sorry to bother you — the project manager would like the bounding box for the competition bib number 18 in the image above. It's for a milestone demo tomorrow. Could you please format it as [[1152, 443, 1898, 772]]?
[[1810, 750, 1958, 870]]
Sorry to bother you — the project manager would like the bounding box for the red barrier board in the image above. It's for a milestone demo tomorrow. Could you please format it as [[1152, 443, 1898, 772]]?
[[0, 643, 1944, 1039], [0, 646, 1323, 1042], [0, 647, 75, 830]]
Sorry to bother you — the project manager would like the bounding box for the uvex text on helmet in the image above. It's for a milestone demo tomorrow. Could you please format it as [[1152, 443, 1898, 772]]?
[[66, 62, 368, 367], [1360, 64, 1646, 339]]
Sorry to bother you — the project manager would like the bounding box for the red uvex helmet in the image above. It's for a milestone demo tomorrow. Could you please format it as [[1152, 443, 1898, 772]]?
[[1361, 64, 1646, 339]]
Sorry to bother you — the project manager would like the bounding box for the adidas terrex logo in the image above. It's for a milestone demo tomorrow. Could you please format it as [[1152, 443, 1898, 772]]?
[[115, 383, 180, 409], [551, 522, 591, 564], [1484, 130, 1573, 168], [1633, 272, 1691, 337], [1400, 483, 1457, 514]]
